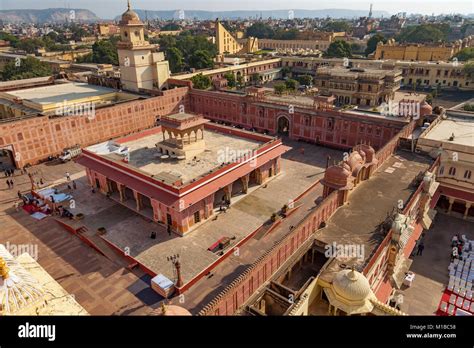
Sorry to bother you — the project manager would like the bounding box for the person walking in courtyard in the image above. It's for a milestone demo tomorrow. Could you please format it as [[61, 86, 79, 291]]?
[[6, 180, 11, 189], [17, 190, 22, 199], [66, 172, 71, 181], [72, 180, 77, 190], [9, 179, 14, 189], [416, 242, 425, 256]]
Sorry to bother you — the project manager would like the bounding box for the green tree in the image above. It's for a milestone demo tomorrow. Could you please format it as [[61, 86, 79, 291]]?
[[224, 72, 236, 88], [236, 74, 245, 88], [285, 79, 297, 91], [1, 56, 52, 81], [166, 47, 184, 73], [250, 73, 261, 85], [397, 24, 449, 43], [161, 23, 181, 31], [191, 73, 211, 90], [463, 61, 474, 78], [281, 66, 292, 78], [455, 48, 474, 61], [274, 83, 286, 95], [189, 50, 214, 70], [365, 34, 387, 56], [323, 21, 350, 33], [297, 74, 313, 86], [0, 31, 19, 46], [246, 22, 275, 39], [325, 40, 352, 58], [87, 40, 119, 65]]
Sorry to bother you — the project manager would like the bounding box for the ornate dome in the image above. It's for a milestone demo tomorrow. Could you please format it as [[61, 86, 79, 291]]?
[[323, 164, 353, 189], [332, 268, 371, 302], [357, 144, 376, 163], [420, 101, 432, 116], [121, 1, 141, 23], [347, 151, 364, 176]]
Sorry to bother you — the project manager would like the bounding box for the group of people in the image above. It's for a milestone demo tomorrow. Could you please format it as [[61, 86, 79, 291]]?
[[4, 168, 15, 177], [5, 179, 15, 189]]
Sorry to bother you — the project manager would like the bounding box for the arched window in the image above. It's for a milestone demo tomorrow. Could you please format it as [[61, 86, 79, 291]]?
[[439, 166, 444, 175], [464, 170, 472, 180], [448, 167, 456, 176]]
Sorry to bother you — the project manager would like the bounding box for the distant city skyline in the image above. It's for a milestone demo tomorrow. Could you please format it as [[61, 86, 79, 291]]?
[[0, 0, 472, 19]]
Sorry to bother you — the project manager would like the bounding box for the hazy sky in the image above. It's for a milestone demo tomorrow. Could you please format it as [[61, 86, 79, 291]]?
[[0, 0, 472, 18]]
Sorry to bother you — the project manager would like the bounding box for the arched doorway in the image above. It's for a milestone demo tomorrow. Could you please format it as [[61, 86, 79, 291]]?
[[0, 148, 15, 171], [277, 115, 290, 136]]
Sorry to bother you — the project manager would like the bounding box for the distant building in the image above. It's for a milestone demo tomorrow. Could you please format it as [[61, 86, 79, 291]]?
[[373, 37, 474, 61], [313, 66, 403, 107]]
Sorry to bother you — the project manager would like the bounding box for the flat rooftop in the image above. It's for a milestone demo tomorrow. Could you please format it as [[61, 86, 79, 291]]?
[[0, 82, 139, 113], [5, 82, 116, 104], [87, 128, 264, 185], [315, 151, 432, 284], [422, 118, 474, 147]]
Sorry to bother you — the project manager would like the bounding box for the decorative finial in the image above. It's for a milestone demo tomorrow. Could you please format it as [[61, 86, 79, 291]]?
[[0, 257, 10, 279], [127, 0, 131, 10]]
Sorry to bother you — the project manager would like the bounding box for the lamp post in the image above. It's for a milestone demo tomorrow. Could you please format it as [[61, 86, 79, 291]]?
[[167, 254, 183, 288]]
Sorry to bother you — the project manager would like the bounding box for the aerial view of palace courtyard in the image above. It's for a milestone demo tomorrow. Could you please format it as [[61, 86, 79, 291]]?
[[0, 0, 474, 320]]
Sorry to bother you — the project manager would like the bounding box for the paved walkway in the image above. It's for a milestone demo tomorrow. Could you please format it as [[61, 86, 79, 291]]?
[[400, 213, 474, 315]]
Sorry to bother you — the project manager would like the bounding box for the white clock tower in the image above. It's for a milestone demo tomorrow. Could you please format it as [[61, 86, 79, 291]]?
[[117, 0, 170, 92]]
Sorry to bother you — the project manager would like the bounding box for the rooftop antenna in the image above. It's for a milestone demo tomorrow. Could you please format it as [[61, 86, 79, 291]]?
[[369, 3, 373, 19]]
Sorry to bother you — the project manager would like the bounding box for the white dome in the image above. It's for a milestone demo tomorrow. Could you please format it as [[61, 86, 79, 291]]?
[[332, 268, 371, 302]]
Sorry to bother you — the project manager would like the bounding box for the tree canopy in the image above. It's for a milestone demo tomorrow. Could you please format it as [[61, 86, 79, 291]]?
[[325, 40, 352, 58], [455, 47, 474, 62], [322, 21, 351, 33], [365, 34, 387, 56], [397, 24, 450, 44], [191, 73, 211, 90], [1, 56, 52, 81], [78, 39, 118, 65], [157, 32, 216, 73]]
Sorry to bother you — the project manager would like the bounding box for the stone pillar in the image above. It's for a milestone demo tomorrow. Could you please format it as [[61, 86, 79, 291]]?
[[241, 174, 250, 194], [255, 168, 263, 185], [464, 202, 471, 220], [151, 199, 162, 222], [223, 183, 233, 203], [204, 193, 214, 219], [274, 157, 281, 175], [118, 184, 125, 202], [447, 197, 455, 214], [133, 190, 143, 211]]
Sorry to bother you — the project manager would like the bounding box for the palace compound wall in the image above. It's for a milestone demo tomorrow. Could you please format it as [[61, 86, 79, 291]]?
[[0, 87, 189, 168]]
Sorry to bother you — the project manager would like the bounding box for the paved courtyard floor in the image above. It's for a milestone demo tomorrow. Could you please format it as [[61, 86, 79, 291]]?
[[58, 142, 342, 285], [400, 213, 474, 315]]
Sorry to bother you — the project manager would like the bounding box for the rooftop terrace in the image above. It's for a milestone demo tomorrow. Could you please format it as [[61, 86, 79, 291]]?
[[87, 127, 265, 185], [315, 151, 432, 284]]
